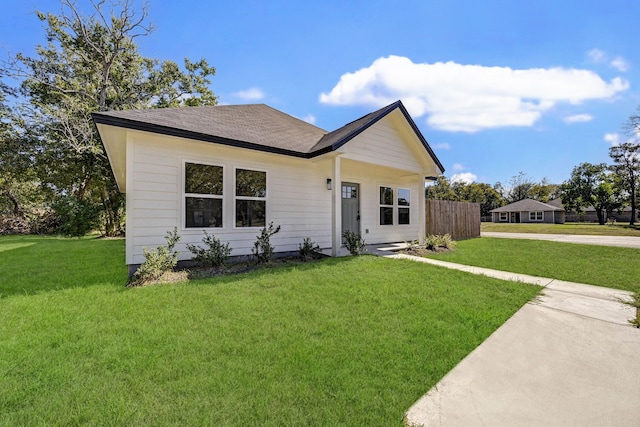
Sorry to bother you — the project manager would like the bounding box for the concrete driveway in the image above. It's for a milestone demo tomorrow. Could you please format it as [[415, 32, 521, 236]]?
[[482, 232, 640, 249], [400, 256, 640, 426]]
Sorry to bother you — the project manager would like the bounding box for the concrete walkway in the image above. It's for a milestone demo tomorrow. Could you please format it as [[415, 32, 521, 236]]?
[[482, 231, 640, 249], [369, 248, 640, 426]]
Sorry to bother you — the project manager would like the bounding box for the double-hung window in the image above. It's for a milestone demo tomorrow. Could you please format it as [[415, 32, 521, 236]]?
[[235, 168, 266, 227], [184, 162, 223, 228], [398, 188, 410, 225], [380, 187, 394, 225], [529, 211, 543, 222], [380, 186, 411, 225], [499, 212, 508, 222]]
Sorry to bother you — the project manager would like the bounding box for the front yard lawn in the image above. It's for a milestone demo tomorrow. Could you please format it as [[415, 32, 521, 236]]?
[[0, 235, 540, 426], [428, 237, 640, 292]]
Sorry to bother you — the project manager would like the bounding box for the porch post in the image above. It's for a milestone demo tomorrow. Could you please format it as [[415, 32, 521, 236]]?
[[331, 156, 341, 257], [418, 176, 426, 244]]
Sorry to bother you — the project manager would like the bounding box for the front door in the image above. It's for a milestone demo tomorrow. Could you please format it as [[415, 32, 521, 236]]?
[[341, 182, 360, 242]]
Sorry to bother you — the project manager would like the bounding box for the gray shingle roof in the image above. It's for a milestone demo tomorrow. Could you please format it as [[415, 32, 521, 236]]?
[[92, 101, 444, 171], [491, 198, 565, 213]]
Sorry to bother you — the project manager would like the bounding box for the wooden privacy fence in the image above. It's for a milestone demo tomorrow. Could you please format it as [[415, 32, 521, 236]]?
[[425, 200, 481, 240]]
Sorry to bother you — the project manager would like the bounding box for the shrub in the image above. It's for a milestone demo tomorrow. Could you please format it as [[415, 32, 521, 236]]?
[[131, 228, 181, 285], [52, 196, 102, 237], [187, 231, 232, 268], [342, 230, 366, 256], [299, 237, 321, 261], [252, 222, 281, 264], [424, 234, 456, 251]]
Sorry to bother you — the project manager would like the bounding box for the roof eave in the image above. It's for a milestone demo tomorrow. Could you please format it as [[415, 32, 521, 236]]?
[[92, 113, 310, 159]]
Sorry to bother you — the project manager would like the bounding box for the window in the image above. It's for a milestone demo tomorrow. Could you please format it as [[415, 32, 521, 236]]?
[[398, 188, 410, 225], [185, 162, 223, 228], [529, 211, 543, 222], [380, 186, 394, 225], [499, 212, 508, 222], [235, 168, 266, 227]]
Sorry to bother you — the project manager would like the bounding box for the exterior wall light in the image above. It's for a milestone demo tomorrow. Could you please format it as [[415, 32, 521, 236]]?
[[327, 178, 332, 190]]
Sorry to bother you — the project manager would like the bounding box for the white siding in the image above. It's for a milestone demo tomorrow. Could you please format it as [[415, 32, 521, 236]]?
[[125, 131, 332, 265], [340, 112, 436, 175]]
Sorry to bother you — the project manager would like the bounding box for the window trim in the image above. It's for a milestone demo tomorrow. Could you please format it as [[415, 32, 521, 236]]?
[[529, 211, 543, 222], [499, 212, 508, 222], [233, 166, 268, 229], [379, 185, 394, 226], [397, 187, 411, 225], [182, 160, 224, 230], [379, 185, 412, 226]]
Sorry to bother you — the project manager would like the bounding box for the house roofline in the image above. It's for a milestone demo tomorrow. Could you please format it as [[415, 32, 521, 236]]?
[[92, 101, 445, 171], [324, 101, 445, 173], [92, 113, 313, 159]]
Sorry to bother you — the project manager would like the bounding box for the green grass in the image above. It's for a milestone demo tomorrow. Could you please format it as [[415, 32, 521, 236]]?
[[428, 237, 640, 292], [0, 235, 540, 426], [482, 222, 640, 236]]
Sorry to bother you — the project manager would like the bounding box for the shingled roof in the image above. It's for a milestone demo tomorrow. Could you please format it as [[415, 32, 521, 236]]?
[[491, 198, 565, 213], [92, 101, 444, 171]]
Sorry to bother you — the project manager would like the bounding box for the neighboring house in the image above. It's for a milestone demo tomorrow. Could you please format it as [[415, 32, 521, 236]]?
[[490, 198, 565, 224], [93, 100, 444, 273]]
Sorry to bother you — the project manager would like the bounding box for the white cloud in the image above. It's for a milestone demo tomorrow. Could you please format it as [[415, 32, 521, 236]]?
[[233, 87, 265, 101], [431, 142, 451, 150], [320, 55, 629, 133], [451, 172, 477, 184], [302, 114, 316, 124], [611, 57, 629, 72], [604, 133, 621, 146], [452, 163, 465, 171], [588, 49, 629, 72], [564, 114, 593, 123]]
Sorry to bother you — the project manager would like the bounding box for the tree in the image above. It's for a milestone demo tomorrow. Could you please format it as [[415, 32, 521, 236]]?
[[528, 178, 560, 203], [609, 108, 640, 225], [12, 0, 217, 236], [506, 171, 534, 203], [426, 176, 505, 217], [561, 163, 623, 225], [609, 142, 639, 225]]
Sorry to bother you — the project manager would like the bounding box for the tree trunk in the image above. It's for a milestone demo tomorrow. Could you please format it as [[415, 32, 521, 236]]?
[[595, 208, 605, 225]]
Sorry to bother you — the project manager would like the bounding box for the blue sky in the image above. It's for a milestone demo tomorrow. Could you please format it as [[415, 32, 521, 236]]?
[[1, 0, 639, 186]]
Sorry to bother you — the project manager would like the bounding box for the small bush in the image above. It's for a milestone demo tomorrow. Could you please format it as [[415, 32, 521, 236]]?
[[132, 228, 181, 285], [187, 231, 232, 268], [252, 222, 281, 264], [343, 230, 366, 256], [424, 234, 456, 251], [299, 237, 321, 261]]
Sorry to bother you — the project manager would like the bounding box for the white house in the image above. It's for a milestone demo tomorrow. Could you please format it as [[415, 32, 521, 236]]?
[[93, 100, 444, 273]]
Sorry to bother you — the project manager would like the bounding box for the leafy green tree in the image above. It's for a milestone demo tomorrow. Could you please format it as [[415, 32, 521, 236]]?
[[13, 0, 217, 236], [426, 176, 505, 216], [609, 109, 640, 225], [561, 163, 623, 225], [528, 178, 560, 202], [425, 176, 458, 200]]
